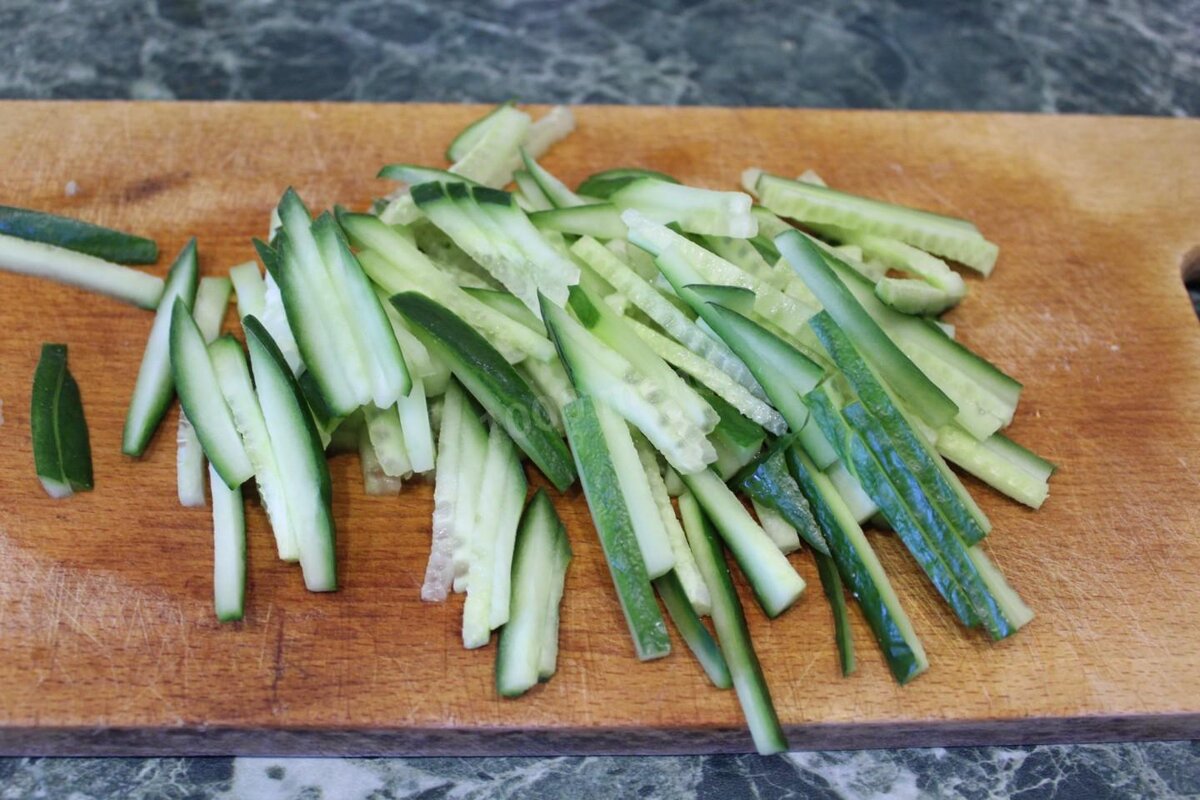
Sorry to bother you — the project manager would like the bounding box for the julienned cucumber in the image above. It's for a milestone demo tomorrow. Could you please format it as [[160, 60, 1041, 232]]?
[[0, 231, 164, 309], [210, 461, 246, 622], [0, 204, 157, 264], [576, 167, 680, 200], [30, 343, 93, 498], [654, 570, 731, 689], [176, 275, 233, 507], [123, 239, 199, 457]]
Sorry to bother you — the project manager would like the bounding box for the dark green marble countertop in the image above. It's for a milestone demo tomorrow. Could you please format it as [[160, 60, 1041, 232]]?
[[1, 0, 1197, 796]]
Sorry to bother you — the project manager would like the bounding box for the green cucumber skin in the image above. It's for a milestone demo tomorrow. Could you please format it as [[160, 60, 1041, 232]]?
[[576, 168, 679, 200], [563, 396, 671, 661], [121, 238, 200, 457], [654, 570, 732, 689], [693, 384, 763, 451], [446, 100, 515, 162], [809, 312, 989, 545], [0, 205, 157, 264], [785, 446, 924, 684], [814, 550, 856, 676], [730, 437, 828, 556], [30, 343, 93, 494], [390, 292, 576, 492]]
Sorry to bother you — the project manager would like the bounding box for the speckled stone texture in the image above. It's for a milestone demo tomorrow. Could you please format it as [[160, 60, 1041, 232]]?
[[0, 0, 1197, 115], [3, 0, 1199, 796]]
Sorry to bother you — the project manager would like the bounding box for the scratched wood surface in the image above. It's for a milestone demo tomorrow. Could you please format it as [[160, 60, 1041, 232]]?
[[0, 102, 1197, 755]]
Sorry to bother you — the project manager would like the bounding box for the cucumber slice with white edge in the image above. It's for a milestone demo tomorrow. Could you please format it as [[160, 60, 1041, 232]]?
[[170, 298, 253, 489], [0, 232, 164, 309], [229, 261, 267, 320], [390, 292, 576, 492], [209, 335, 299, 562], [209, 461, 246, 622], [611, 178, 757, 238], [654, 570, 731, 688], [563, 395, 671, 661], [362, 403, 412, 478], [495, 489, 571, 697], [520, 148, 586, 208], [449, 399, 490, 594], [576, 167, 679, 200], [243, 315, 336, 591], [935, 425, 1051, 509], [426, 380, 470, 602], [176, 275, 232, 507], [396, 374, 436, 474], [30, 343, 92, 498], [0, 204, 157, 264], [529, 204, 628, 240], [513, 169, 553, 212], [678, 490, 787, 756], [122, 239, 199, 457], [450, 105, 531, 188], [358, 425, 403, 496], [446, 101, 516, 162]]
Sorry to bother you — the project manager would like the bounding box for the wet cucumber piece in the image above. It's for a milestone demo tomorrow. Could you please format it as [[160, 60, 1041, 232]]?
[[30, 343, 93, 498]]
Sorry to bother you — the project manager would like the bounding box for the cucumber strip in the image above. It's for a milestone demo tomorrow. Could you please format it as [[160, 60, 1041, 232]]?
[[703, 235, 821, 309], [654, 570, 731, 688], [313, 213, 411, 407], [375, 286, 446, 387], [513, 170, 554, 211], [635, 435, 711, 614], [968, 546, 1035, 630], [362, 403, 412, 478], [170, 299, 253, 488], [520, 148, 586, 208], [814, 548, 856, 676], [462, 286, 547, 335], [786, 446, 928, 683], [823, 225, 967, 295], [342, 212, 555, 362], [209, 335, 299, 562], [756, 172, 998, 274], [450, 105, 531, 188], [0, 205, 157, 264], [875, 277, 963, 316], [176, 275, 232, 506], [410, 218, 504, 291], [30, 343, 92, 497], [495, 489, 570, 696], [680, 468, 805, 619], [244, 316, 336, 591], [751, 500, 802, 554], [299, 371, 341, 450], [832, 244, 864, 261], [809, 313, 991, 543], [397, 374, 436, 474], [378, 164, 482, 189], [570, 236, 763, 399], [936, 424, 1050, 508], [489, 428, 530, 630], [625, 316, 786, 435], [378, 193, 422, 227], [0, 232, 164, 309], [577, 167, 679, 199], [391, 292, 575, 491], [256, 255, 303, 374], [980, 431, 1057, 482], [209, 462, 246, 622], [625, 211, 817, 338], [522, 105, 576, 161], [426, 381, 468, 601], [229, 261, 267, 320], [464, 423, 518, 647], [730, 438, 826, 555], [530, 204, 628, 240], [778, 231, 959, 430], [542, 296, 716, 475], [826, 460, 879, 524], [679, 490, 787, 755], [358, 425, 403, 496], [516, 355, 574, 433], [450, 392, 490, 595], [446, 101, 516, 161], [612, 179, 756, 238], [563, 396, 671, 661], [121, 240, 199, 456], [899, 341, 1010, 438], [537, 513, 572, 680]]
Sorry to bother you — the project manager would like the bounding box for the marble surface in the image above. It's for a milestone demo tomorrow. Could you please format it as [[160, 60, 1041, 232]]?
[[3, 0, 1199, 797]]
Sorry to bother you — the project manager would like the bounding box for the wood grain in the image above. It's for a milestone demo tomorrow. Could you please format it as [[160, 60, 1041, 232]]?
[[0, 102, 1197, 755]]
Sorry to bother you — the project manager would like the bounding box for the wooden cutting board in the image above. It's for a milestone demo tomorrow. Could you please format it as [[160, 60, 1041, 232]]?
[[0, 102, 1198, 755]]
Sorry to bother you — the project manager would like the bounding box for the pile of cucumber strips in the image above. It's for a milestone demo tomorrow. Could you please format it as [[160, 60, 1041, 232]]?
[[4, 102, 1055, 754]]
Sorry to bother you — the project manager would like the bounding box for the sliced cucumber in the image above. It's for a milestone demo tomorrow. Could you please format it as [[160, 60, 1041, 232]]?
[[121, 239, 199, 456], [577, 167, 680, 200], [654, 570, 730, 688], [362, 403, 412, 478], [0, 204, 157, 264], [209, 462, 246, 622], [496, 489, 571, 696], [176, 275, 232, 506], [254, 245, 304, 373], [751, 499, 802, 555], [170, 299, 252, 488], [826, 459, 879, 524], [358, 425, 403, 496], [449, 389, 490, 596], [450, 105, 531, 188], [823, 225, 967, 295], [397, 374, 436, 474], [563, 396, 671, 661], [730, 437, 827, 555], [229, 261, 267, 320], [530, 204, 628, 240], [0, 232, 164, 309], [679, 490, 787, 755], [426, 381, 470, 601], [446, 101, 516, 162], [243, 315, 337, 591], [875, 277, 963, 316], [209, 335, 299, 561], [520, 148, 586, 208], [30, 343, 92, 498], [513, 169, 554, 212], [522, 105, 576, 162], [378, 163, 481, 188], [463, 286, 547, 336], [537, 515, 572, 681], [680, 468, 805, 619], [612, 178, 756, 238], [756, 172, 998, 274], [391, 292, 575, 491], [936, 424, 1050, 509], [814, 545, 856, 676], [463, 422, 517, 647], [489, 427, 530, 630]]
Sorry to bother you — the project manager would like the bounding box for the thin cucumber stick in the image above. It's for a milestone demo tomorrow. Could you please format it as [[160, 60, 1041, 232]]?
[[30, 343, 93, 498], [0, 231, 164, 309], [679, 491, 787, 756], [814, 550, 856, 676], [0, 204, 157, 263], [537, 526, 572, 680], [936, 425, 1050, 509], [177, 275, 233, 506], [210, 462, 246, 622], [563, 396, 671, 660], [362, 403, 413, 478], [680, 468, 805, 619], [229, 261, 266, 319], [122, 239, 199, 456], [654, 570, 731, 688], [426, 381, 468, 602], [358, 425, 403, 496]]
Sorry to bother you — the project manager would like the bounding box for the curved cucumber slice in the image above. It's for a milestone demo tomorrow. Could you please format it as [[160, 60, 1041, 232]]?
[[176, 275, 233, 506], [30, 343, 92, 498], [122, 239, 200, 456], [0, 232, 164, 309], [0, 205, 157, 264]]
